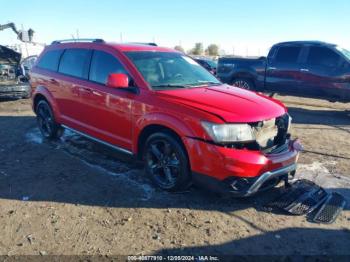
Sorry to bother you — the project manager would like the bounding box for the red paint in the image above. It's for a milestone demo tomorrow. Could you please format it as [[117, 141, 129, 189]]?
[[107, 73, 129, 89], [30, 41, 300, 184]]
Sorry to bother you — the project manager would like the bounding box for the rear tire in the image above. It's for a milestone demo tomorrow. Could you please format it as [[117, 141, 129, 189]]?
[[232, 78, 254, 90], [36, 100, 63, 139], [143, 132, 191, 192]]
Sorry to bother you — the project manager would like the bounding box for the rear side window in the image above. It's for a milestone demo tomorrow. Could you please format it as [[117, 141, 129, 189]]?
[[306, 47, 340, 67], [89, 50, 126, 84], [275, 46, 301, 63], [37, 50, 63, 71], [58, 49, 91, 79]]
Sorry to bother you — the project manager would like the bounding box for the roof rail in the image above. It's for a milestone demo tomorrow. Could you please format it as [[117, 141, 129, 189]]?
[[128, 42, 158, 46], [51, 38, 105, 44]]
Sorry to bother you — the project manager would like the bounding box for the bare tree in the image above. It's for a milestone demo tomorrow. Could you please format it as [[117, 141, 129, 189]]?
[[174, 45, 185, 53], [206, 44, 219, 56], [189, 43, 204, 55]]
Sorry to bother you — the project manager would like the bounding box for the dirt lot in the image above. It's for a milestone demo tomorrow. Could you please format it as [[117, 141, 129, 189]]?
[[0, 95, 349, 256]]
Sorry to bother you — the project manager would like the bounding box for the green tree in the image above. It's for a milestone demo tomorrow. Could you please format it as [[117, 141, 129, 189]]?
[[206, 44, 219, 56], [189, 43, 204, 55], [174, 45, 185, 53]]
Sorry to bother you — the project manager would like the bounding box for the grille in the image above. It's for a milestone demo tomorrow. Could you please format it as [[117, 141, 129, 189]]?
[[285, 188, 328, 215], [312, 192, 346, 224], [264, 179, 319, 210]]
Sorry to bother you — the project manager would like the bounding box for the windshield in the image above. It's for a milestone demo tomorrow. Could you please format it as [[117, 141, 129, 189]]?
[[336, 46, 350, 60], [125, 51, 221, 89]]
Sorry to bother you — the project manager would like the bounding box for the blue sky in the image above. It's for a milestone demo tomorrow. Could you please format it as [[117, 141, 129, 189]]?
[[1, 0, 349, 55]]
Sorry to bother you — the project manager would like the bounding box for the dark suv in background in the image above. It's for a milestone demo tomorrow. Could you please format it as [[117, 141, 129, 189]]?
[[217, 41, 350, 101], [193, 57, 217, 75]]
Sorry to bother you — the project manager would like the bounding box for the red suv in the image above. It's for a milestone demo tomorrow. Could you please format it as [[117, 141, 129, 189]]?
[[30, 39, 302, 197]]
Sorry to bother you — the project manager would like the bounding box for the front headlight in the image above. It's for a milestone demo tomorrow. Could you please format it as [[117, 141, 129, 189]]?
[[201, 121, 255, 143]]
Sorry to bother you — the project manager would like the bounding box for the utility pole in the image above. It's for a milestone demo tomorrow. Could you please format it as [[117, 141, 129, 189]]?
[[22, 24, 29, 57]]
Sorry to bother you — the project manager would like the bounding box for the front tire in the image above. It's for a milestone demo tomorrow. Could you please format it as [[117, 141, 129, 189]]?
[[36, 100, 63, 139], [143, 132, 191, 192]]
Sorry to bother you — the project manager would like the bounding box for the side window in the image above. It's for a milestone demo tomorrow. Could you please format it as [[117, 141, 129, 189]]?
[[306, 47, 340, 67], [89, 50, 126, 84], [274, 46, 301, 63], [58, 49, 91, 79], [37, 50, 63, 71], [267, 46, 277, 59]]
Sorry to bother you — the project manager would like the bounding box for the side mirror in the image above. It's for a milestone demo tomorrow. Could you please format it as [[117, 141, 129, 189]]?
[[106, 73, 129, 89]]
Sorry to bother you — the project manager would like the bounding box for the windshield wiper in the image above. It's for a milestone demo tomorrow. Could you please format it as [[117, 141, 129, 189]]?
[[187, 81, 221, 87], [152, 84, 187, 89], [152, 81, 221, 89]]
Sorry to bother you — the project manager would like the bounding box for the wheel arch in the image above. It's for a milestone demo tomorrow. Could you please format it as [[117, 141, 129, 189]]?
[[134, 111, 199, 159], [32, 86, 61, 121], [136, 124, 188, 161]]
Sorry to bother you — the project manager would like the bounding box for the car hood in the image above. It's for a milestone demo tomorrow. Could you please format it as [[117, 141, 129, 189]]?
[[0, 45, 21, 64], [157, 85, 287, 123]]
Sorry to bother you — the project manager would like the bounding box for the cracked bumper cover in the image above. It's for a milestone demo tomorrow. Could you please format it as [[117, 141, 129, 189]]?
[[190, 139, 302, 197]]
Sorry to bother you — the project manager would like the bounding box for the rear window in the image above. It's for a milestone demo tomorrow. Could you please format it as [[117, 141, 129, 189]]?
[[307, 47, 340, 67], [89, 50, 126, 84], [58, 49, 91, 79], [37, 50, 63, 71], [275, 46, 301, 63]]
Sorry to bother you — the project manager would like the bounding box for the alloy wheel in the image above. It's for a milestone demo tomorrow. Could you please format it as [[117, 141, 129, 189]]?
[[145, 139, 181, 189], [37, 102, 54, 138], [234, 80, 251, 90]]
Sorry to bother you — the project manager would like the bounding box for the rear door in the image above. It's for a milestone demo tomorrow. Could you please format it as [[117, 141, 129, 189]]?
[[299, 46, 345, 98], [57, 48, 92, 129], [33, 49, 64, 109], [265, 45, 302, 93]]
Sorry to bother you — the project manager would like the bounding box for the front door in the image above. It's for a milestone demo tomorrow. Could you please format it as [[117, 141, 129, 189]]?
[[298, 46, 344, 98], [81, 49, 134, 151]]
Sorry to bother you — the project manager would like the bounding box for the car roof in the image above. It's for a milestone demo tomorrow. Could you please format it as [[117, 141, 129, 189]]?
[[47, 40, 178, 53], [274, 40, 336, 47], [109, 43, 176, 52]]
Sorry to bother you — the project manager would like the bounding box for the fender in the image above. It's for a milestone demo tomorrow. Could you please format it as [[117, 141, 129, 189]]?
[[133, 112, 199, 153], [32, 86, 62, 123]]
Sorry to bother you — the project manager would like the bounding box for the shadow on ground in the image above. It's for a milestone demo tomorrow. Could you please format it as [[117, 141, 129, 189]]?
[[155, 227, 350, 256]]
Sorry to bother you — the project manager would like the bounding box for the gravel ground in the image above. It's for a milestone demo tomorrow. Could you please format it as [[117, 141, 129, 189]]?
[[0, 95, 349, 256]]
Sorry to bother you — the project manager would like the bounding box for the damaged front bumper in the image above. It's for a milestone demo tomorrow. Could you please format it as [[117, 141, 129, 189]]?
[[243, 163, 297, 196], [0, 84, 30, 98], [190, 139, 303, 197]]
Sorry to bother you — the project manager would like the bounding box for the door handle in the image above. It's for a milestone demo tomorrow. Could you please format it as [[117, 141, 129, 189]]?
[[92, 90, 103, 96], [49, 78, 58, 84], [78, 86, 92, 93], [300, 68, 309, 72]]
